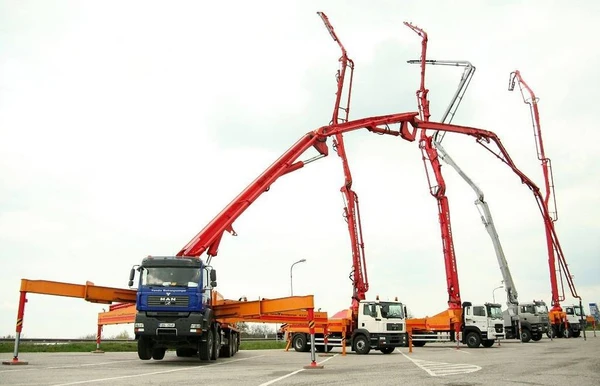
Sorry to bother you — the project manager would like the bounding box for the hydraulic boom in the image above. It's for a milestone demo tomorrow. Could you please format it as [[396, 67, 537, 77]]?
[[509, 71, 581, 336], [404, 22, 461, 311], [318, 11, 368, 316]]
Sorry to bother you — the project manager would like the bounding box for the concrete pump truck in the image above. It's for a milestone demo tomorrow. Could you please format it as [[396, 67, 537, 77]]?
[[283, 12, 408, 355], [408, 58, 549, 343], [508, 70, 584, 339], [403, 22, 504, 349]]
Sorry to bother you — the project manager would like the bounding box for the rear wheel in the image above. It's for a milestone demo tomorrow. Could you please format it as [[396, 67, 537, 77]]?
[[412, 341, 426, 347], [531, 333, 542, 341], [220, 333, 234, 358], [465, 332, 481, 348], [380, 347, 395, 354], [137, 337, 152, 360], [572, 330, 581, 338]]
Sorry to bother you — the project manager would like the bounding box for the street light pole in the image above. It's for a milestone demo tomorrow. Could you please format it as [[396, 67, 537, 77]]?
[[290, 259, 307, 296], [492, 285, 504, 303]]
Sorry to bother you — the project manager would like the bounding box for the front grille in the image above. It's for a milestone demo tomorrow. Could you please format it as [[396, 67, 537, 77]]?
[[495, 324, 503, 333], [387, 323, 404, 331], [148, 295, 189, 307]]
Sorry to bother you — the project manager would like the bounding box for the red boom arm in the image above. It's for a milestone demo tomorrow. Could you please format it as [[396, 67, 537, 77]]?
[[405, 21, 461, 310], [508, 70, 566, 310], [402, 119, 581, 311], [318, 11, 368, 315], [176, 113, 418, 261]]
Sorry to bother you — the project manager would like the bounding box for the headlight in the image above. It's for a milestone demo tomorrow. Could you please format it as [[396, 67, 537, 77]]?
[[134, 323, 144, 328], [190, 324, 202, 329]]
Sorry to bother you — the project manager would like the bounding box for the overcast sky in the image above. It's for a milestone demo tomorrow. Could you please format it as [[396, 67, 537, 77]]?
[[1, 0, 598, 339]]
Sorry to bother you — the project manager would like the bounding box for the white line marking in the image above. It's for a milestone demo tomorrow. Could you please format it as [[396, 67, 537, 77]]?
[[257, 354, 339, 386], [400, 352, 481, 377], [446, 347, 471, 354], [47, 359, 141, 369], [51, 355, 266, 386]]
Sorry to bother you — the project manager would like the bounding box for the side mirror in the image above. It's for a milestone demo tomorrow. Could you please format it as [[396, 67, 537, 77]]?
[[210, 269, 217, 287], [128, 268, 136, 287], [403, 306, 408, 319]]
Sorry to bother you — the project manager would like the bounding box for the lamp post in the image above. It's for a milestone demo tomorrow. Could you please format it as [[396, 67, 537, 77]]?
[[492, 285, 504, 303], [290, 259, 307, 296]]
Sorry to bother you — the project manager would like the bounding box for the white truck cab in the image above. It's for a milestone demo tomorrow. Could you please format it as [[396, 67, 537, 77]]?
[[462, 302, 505, 348]]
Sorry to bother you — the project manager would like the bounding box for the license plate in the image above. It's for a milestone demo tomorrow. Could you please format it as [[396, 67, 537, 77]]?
[[159, 323, 175, 328]]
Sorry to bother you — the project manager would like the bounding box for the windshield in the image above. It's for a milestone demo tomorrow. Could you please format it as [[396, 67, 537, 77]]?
[[379, 302, 404, 319], [141, 267, 200, 287], [487, 305, 503, 319], [574, 306, 584, 316], [535, 304, 548, 314]]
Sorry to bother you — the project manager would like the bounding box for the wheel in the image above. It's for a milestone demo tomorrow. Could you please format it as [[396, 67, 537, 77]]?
[[412, 341, 426, 347], [292, 334, 309, 352], [465, 332, 481, 348], [481, 340, 495, 348], [198, 329, 214, 361], [151, 348, 166, 360], [137, 337, 152, 360], [380, 347, 395, 354], [220, 333, 234, 358], [531, 333, 542, 341], [572, 330, 581, 338], [315, 345, 325, 353], [521, 329, 532, 343], [562, 327, 572, 339], [211, 327, 220, 360], [353, 335, 371, 355]]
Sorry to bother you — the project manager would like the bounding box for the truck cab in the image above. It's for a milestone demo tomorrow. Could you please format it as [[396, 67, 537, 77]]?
[[352, 299, 407, 354], [130, 256, 237, 361], [288, 298, 407, 355], [462, 302, 505, 348], [503, 300, 549, 342], [564, 304, 584, 338]]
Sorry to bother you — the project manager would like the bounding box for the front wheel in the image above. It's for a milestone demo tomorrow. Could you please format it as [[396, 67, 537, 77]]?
[[531, 333, 542, 342], [198, 329, 214, 361], [465, 332, 481, 348], [521, 329, 532, 343], [137, 337, 152, 360], [152, 348, 166, 360], [380, 347, 395, 354], [353, 335, 371, 355], [482, 340, 495, 348]]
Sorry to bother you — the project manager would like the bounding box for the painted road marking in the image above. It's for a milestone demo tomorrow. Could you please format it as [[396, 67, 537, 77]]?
[[400, 352, 481, 377], [51, 355, 266, 386], [258, 354, 339, 386]]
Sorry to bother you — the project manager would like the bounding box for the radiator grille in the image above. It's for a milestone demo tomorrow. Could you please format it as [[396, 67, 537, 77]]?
[[147, 295, 189, 307]]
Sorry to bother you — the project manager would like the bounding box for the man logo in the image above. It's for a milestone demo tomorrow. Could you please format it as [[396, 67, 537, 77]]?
[[160, 297, 177, 305]]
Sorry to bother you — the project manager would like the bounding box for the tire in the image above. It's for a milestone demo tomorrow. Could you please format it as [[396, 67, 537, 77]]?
[[353, 335, 371, 355], [465, 332, 481, 348], [137, 337, 152, 360], [412, 341, 426, 347], [211, 327, 220, 360], [572, 330, 581, 338], [521, 329, 532, 343], [292, 334, 309, 352], [380, 347, 395, 354], [151, 348, 166, 360], [220, 333, 233, 358], [562, 327, 572, 339], [198, 329, 214, 361], [531, 333, 542, 341]]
